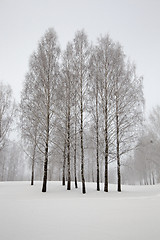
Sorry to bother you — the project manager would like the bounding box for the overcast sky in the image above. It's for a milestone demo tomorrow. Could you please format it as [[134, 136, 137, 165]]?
[[0, 0, 160, 114]]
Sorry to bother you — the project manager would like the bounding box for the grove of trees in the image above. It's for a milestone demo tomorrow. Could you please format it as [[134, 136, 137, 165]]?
[[4, 28, 160, 194], [19, 28, 144, 193]]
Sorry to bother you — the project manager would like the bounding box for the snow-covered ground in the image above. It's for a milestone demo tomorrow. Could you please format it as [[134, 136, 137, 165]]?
[[0, 181, 160, 240]]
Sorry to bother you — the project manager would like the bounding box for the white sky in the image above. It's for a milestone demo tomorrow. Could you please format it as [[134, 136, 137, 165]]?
[[0, 0, 160, 114]]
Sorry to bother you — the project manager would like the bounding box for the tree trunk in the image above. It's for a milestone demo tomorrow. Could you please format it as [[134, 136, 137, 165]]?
[[96, 134, 100, 190], [116, 112, 121, 192], [74, 93, 78, 189], [74, 129, 78, 188], [31, 143, 36, 186], [42, 111, 49, 193], [104, 133, 109, 192], [104, 91, 109, 192], [92, 168, 95, 182], [31, 163, 34, 186], [62, 140, 66, 186], [152, 172, 155, 185], [42, 141, 49, 192], [67, 104, 71, 190], [80, 76, 86, 194], [115, 80, 121, 192], [96, 80, 100, 191]]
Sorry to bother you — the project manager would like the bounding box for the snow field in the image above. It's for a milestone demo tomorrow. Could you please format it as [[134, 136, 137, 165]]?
[[0, 181, 160, 240]]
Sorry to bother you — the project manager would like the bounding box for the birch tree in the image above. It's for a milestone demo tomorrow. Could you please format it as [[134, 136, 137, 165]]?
[[20, 72, 40, 185], [113, 44, 144, 191], [22, 28, 60, 192], [96, 35, 116, 192], [0, 82, 15, 152], [61, 42, 74, 190], [73, 30, 90, 194], [89, 48, 102, 191]]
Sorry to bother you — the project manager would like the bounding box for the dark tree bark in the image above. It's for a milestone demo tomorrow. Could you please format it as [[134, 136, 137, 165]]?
[[116, 105, 121, 192], [152, 172, 155, 185], [74, 120, 78, 188], [42, 142, 49, 192], [31, 161, 34, 186], [31, 143, 36, 186], [104, 88, 109, 192], [67, 100, 71, 190], [80, 75, 86, 194], [42, 108, 49, 192], [74, 143, 78, 188], [74, 91, 78, 189], [62, 140, 66, 186], [115, 76, 121, 192], [95, 79, 100, 191]]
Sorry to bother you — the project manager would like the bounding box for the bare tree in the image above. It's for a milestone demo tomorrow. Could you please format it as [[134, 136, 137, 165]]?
[[61, 43, 74, 190], [20, 73, 40, 185], [109, 43, 144, 191], [0, 82, 16, 152], [89, 48, 102, 191], [22, 28, 60, 192], [73, 30, 90, 194], [130, 106, 160, 185], [96, 35, 116, 192]]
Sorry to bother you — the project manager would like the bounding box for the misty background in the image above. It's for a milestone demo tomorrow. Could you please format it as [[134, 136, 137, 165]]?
[[0, 0, 160, 114]]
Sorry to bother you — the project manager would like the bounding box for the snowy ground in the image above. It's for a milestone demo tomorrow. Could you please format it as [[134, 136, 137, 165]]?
[[0, 181, 160, 240]]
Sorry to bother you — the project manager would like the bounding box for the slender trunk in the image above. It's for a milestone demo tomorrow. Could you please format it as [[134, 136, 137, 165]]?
[[104, 88, 109, 192], [115, 82, 121, 192], [152, 172, 155, 185], [74, 92, 78, 188], [31, 167, 34, 186], [74, 127, 78, 189], [92, 168, 95, 182], [104, 127, 109, 192], [96, 134, 100, 190], [31, 143, 36, 186], [42, 109, 49, 192], [42, 140, 49, 192], [96, 80, 100, 191], [80, 76, 86, 194], [62, 140, 66, 186], [66, 73, 71, 190], [67, 103, 71, 190], [74, 148, 78, 188], [116, 111, 121, 192], [63, 93, 68, 186]]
